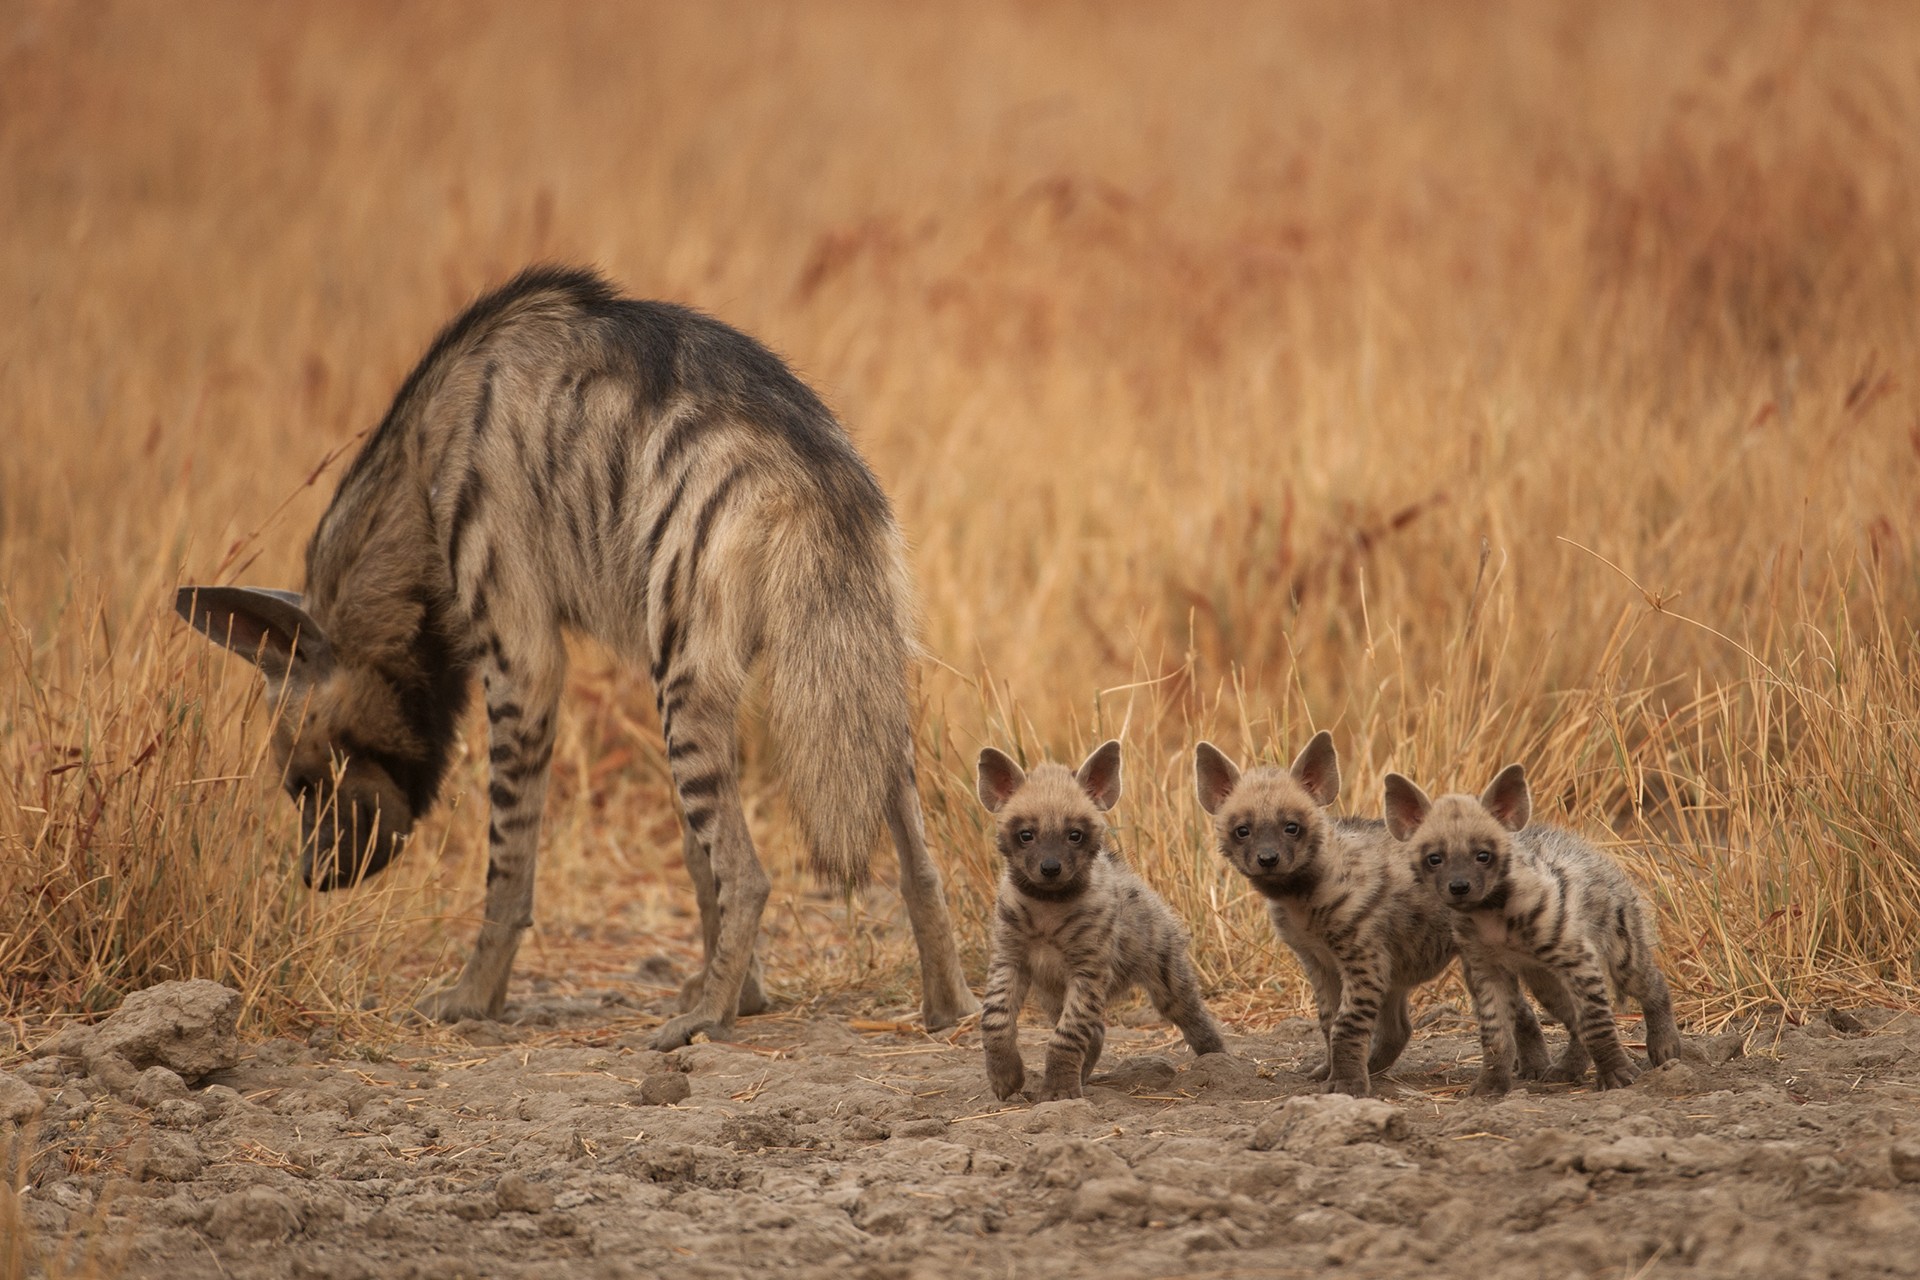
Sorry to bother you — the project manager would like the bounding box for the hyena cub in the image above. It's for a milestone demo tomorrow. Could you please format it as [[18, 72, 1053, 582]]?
[[1384, 765, 1683, 1095], [1195, 733, 1549, 1097], [977, 741, 1225, 1102]]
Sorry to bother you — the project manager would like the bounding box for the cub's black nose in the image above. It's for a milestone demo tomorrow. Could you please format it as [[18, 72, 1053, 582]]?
[[1040, 859, 1062, 879], [1448, 879, 1471, 897], [1257, 851, 1280, 869]]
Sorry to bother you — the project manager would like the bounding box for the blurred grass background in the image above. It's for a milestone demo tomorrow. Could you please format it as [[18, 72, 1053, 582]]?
[[2, 0, 1917, 1038]]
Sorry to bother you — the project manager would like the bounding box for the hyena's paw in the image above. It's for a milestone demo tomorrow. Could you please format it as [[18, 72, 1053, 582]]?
[[986, 1056, 1026, 1102], [414, 985, 497, 1025], [1321, 1073, 1371, 1098], [650, 1011, 727, 1052], [924, 985, 982, 1032], [1300, 1058, 1332, 1082], [679, 967, 771, 1018], [1030, 1076, 1084, 1103], [1515, 1041, 1553, 1081], [1543, 1061, 1590, 1084], [1469, 1070, 1514, 1098], [1594, 1060, 1641, 1090]]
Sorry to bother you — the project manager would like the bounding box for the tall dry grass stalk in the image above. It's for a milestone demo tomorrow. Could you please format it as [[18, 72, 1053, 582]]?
[[2, 1, 1916, 1038]]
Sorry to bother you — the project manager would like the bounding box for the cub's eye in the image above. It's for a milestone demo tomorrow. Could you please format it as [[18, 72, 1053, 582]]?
[[1425, 852, 1444, 868], [1017, 830, 1036, 845], [1283, 821, 1302, 837], [1474, 849, 1494, 864], [1233, 825, 1251, 841], [1066, 829, 1084, 844]]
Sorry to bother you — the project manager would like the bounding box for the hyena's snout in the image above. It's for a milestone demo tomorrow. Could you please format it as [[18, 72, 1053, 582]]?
[[1038, 857, 1063, 880], [297, 775, 412, 891], [1448, 875, 1473, 899]]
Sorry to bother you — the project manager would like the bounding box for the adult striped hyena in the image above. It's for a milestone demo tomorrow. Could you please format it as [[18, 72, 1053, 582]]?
[[1384, 764, 1683, 1094], [976, 741, 1225, 1102], [175, 266, 979, 1049], [1194, 733, 1549, 1096]]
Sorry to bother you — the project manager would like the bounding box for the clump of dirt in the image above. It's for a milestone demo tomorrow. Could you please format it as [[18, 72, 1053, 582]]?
[[7, 983, 1920, 1279]]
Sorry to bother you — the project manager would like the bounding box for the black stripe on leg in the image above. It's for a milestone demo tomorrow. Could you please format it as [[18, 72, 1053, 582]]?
[[638, 471, 691, 602], [684, 466, 747, 586], [676, 772, 724, 801]]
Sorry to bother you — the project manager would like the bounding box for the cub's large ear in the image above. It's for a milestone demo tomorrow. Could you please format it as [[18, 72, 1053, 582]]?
[[1479, 763, 1532, 832], [1193, 742, 1241, 815], [1075, 739, 1123, 812], [1289, 730, 1341, 807], [977, 747, 1027, 814], [1382, 773, 1432, 842], [175, 585, 331, 681]]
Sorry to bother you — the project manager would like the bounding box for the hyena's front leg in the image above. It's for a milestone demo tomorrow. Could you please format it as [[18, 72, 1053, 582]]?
[[418, 645, 564, 1023], [886, 762, 981, 1029], [650, 672, 770, 1051], [980, 954, 1029, 1101], [1323, 962, 1389, 1096], [1461, 956, 1524, 1097], [677, 822, 769, 1018], [1296, 952, 1345, 1081], [1037, 966, 1108, 1101]]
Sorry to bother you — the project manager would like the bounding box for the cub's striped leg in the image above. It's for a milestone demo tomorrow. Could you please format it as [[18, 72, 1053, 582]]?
[[1141, 953, 1227, 1058], [1323, 963, 1390, 1095], [1462, 957, 1524, 1096], [1037, 965, 1108, 1101], [418, 641, 564, 1023], [1368, 990, 1413, 1076], [1522, 968, 1592, 1082], [981, 954, 1030, 1100], [676, 822, 770, 1018], [884, 765, 981, 1029], [1297, 953, 1345, 1081], [1558, 946, 1639, 1088], [649, 669, 769, 1051], [1631, 962, 1683, 1066]]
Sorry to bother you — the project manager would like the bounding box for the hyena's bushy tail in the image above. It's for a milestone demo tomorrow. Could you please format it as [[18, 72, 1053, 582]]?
[[759, 516, 917, 890]]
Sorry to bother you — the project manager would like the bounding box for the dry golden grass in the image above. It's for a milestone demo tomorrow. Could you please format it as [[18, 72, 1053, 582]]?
[[3, 1, 1917, 1040]]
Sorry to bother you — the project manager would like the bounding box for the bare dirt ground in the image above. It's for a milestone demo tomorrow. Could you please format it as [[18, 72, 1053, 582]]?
[[10, 971, 1920, 1280]]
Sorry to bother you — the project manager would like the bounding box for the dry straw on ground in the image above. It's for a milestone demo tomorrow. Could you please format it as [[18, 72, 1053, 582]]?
[[2, 1, 1916, 1041]]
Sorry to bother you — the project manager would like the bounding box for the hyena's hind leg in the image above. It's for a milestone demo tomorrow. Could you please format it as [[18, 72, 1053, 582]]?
[[650, 670, 770, 1051], [1142, 953, 1227, 1058], [419, 638, 566, 1023], [677, 822, 770, 1018], [885, 762, 981, 1029], [1367, 990, 1413, 1076]]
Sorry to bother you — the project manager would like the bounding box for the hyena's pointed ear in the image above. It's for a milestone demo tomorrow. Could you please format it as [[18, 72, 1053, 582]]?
[[976, 747, 1027, 814], [1075, 739, 1123, 812], [1382, 773, 1432, 842], [1289, 730, 1341, 807], [1479, 763, 1532, 832], [174, 585, 331, 680], [1193, 742, 1241, 815]]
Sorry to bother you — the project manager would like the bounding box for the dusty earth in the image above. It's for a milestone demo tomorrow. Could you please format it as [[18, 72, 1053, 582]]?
[[8, 974, 1920, 1280]]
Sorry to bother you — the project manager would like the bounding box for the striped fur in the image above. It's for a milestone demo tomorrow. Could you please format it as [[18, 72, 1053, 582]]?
[[977, 742, 1225, 1102], [1195, 734, 1550, 1096], [176, 266, 979, 1047], [1385, 765, 1684, 1095]]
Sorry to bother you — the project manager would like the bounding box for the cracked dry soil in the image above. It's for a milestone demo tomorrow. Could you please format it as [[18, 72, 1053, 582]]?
[[10, 992, 1920, 1280]]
